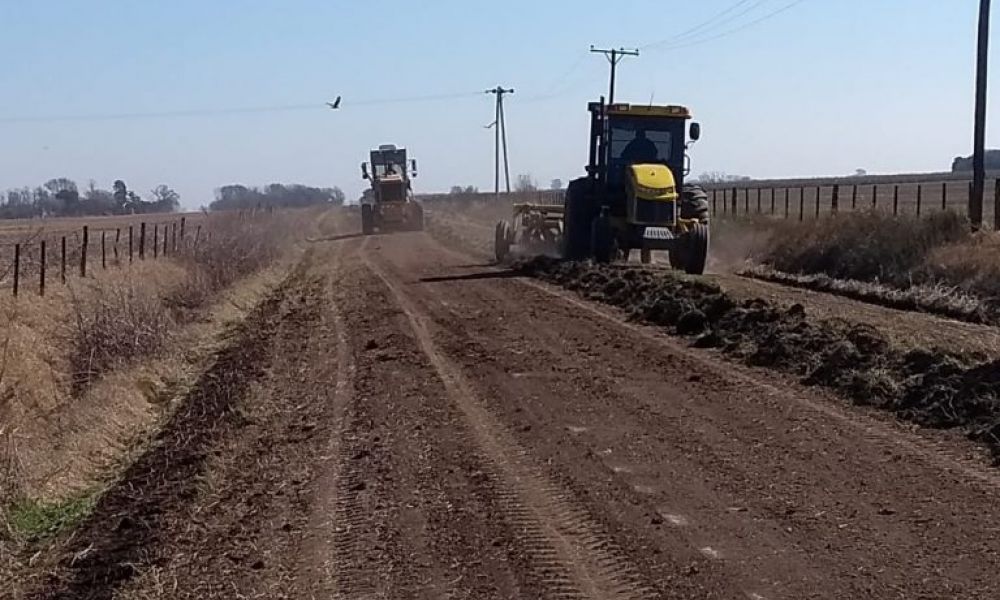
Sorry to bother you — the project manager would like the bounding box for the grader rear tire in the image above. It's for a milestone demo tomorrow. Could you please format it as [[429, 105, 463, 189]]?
[[495, 220, 512, 262]]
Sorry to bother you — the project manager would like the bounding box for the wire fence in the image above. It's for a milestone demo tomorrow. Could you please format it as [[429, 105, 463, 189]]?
[[702, 179, 1000, 226], [422, 177, 1000, 227], [0, 209, 268, 298]]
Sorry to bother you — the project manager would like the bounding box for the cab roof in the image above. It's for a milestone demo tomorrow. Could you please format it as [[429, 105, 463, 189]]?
[[588, 102, 691, 119]]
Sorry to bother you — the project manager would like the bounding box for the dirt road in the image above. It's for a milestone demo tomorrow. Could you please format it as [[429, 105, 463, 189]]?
[[26, 217, 1000, 599]]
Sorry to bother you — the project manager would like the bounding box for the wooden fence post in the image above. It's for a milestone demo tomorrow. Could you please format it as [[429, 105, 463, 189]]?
[[101, 231, 107, 269], [114, 228, 121, 264], [872, 184, 878, 209], [893, 185, 899, 216], [153, 224, 159, 259], [799, 187, 805, 221], [711, 189, 717, 216], [784, 188, 790, 219], [832, 185, 840, 214], [80, 226, 89, 278], [195, 225, 202, 246], [756, 188, 762, 213], [163, 225, 169, 256], [770, 188, 776, 214], [180, 217, 186, 246], [942, 182, 948, 212], [815, 186, 821, 218], [171, 222, 177, 253], [13, 244, 19, 297], [140, 222, 146, 259], [851, 184, 858, 210], [61, 236, 66, 284], [916, 184, 923, 216], [39, 240, 45, 296], [744, 188, 750, 213]]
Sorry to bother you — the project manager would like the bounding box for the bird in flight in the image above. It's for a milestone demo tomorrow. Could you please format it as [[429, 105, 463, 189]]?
[[327, 96, 342, 109]]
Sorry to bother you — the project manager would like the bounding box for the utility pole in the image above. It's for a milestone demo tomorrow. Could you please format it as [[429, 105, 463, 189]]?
[[486, 86, 514, 197], [590, 46, 639, 106], [972, 0, 991, 229]]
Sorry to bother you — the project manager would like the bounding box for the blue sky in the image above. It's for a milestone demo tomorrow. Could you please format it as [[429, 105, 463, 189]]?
[[0, 1, 991, 207]]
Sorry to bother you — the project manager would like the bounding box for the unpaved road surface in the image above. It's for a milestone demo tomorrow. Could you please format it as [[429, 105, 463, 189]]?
[[25, 213, 1000, 599]]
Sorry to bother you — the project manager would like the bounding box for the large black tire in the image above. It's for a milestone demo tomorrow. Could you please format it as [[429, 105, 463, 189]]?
[[361, 204, 375, 235], [680, 184, 710, 223], [562, 178, 593, 260], [409, 202, 425, 231], [494, 220, 512, 262], [591, 210, 615, 264], [683, 222, 709, 275]]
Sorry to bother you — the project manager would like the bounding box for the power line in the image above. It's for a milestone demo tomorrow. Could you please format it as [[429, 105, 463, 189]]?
[[645, 0, 809, 52], [642, 0, 758, 48], [0, 90, 484, 125]]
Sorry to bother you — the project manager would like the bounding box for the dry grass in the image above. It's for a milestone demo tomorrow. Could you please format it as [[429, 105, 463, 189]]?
[[0, 210, 299, 519]]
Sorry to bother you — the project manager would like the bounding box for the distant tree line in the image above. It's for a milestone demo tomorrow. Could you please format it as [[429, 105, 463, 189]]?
[[0, 178, 180, 219], [211, 183, 346, 211], [952, 150, 1000, 173]]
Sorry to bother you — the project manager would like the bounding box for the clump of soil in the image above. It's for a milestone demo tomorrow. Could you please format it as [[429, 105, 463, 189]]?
[[518, 257, 1000, 458]]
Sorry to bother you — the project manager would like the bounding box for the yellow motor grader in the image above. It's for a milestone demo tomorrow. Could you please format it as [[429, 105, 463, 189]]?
[[562, 101, 709, 273], [360, 144, 424, 234]]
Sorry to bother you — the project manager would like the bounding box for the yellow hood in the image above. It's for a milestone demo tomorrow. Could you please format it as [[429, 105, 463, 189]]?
[[628, 164, 677, 201]]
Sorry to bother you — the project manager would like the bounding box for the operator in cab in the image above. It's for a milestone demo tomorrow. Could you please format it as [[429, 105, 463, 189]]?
[[621, 129, 659, 164]]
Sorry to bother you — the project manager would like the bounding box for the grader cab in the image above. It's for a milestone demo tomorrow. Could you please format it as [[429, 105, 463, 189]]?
[[360, 144, 424, 234], [562, 101, 710, 273]]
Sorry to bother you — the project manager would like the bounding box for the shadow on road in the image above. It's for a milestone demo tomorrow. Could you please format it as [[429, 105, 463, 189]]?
[[419, 269, 521, 284]]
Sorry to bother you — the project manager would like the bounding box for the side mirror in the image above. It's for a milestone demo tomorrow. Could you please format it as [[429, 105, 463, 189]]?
[[361, 162, 369, 180], [410, 159, 418, 177], [689, 122, 701, 142]]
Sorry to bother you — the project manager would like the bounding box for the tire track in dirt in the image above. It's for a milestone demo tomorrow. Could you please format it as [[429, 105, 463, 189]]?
[[362, 249, 655, 600]]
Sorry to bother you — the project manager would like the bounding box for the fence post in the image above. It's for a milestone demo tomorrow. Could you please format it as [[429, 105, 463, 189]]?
[[61, 236, 66, 283], [851, 184, 858, 210], [153, 225, 159, 259], [13, 244, 19, 297], [101, 231, 107, 269], [731, 187, 737, 215], [815, 186, 821, 218], [770, 188, 776, 214], [916, 184, 923, 216], [163, 226, 168, 256], [893, 185, 899, 216], [80, 226, 88, 278], [180, 217, 186, 246], [172, 222, 177, 253], [942, 182, 948, 212], [711, 189, 717, 216], [799, 187, 805, 221], [872, 184, 878, 209], [39, 240, 45, 296], [744, 188, 750, 214], [832, 185, 840, 214], [195, 225, 202, 246], [756, 188, 762, 213], [784, 188, 790, 219]]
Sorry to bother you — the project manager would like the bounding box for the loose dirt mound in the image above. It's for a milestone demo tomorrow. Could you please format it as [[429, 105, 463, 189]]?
[[518, 257, 1000, 458]]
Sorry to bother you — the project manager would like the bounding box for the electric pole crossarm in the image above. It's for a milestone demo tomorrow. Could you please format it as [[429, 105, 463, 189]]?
[[590, 45, 639, 106]]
